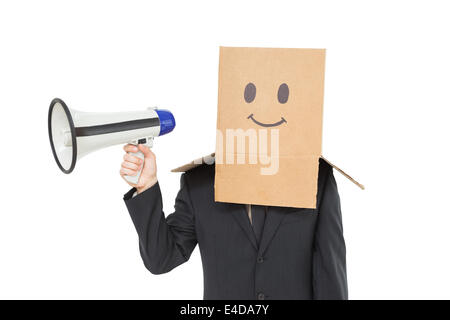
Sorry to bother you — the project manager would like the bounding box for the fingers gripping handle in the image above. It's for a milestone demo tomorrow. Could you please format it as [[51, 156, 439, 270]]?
[[124, 138, 153, 185], [124, 150, 145, 185]]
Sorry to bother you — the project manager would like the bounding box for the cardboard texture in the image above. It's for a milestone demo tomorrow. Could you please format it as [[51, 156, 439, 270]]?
[[172, 47, 363, 209], [215, 47, 325, 208]]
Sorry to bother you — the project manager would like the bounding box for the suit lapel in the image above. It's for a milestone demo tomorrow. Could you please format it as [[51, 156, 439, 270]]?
[[225, 203, 292, 253], [229, 204, 258, 251], [258, 206, 290, 256]]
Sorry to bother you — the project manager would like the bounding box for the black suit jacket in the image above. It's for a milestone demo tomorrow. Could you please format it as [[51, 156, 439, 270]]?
[[124, 159, 347, 300]]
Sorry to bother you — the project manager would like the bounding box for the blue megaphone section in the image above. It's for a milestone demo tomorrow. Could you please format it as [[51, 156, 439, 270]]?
[[156, 109, 176, 136]]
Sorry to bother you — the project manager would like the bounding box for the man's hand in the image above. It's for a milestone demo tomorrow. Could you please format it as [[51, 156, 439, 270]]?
[[120, 144, 158, 194]]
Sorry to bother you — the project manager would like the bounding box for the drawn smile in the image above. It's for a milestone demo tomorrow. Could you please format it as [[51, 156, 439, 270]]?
[[247, 114, 287, 127]]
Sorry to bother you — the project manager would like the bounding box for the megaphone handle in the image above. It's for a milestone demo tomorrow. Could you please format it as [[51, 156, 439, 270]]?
[[124, 150, 145, 185], [124, 138, 153, 185]]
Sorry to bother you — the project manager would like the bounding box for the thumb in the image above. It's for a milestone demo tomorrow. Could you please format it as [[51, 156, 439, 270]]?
[[138, 144, 153, 159]]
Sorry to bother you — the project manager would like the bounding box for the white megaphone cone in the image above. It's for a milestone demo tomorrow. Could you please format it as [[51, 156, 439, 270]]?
[[48, 98, 175, 184]]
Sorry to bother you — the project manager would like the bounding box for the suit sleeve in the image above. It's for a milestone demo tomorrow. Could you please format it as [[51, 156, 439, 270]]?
[[312, 167, 348, 300], [123, 174, 197, 275]]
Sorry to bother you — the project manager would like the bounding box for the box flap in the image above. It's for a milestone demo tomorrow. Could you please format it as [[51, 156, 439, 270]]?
[[172, 153, 365, 191], [320, 156, 365, 190], [171, 153, 215, 172]]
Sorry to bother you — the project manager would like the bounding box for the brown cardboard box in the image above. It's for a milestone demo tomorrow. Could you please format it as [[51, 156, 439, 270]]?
[[173, 47, 363, 209]]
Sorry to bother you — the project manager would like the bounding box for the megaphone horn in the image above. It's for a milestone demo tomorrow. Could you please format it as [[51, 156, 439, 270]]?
[[48, 98, 176, 184]]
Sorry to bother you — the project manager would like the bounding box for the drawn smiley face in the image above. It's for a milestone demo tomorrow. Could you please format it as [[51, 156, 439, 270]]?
[[216, 47, 325, 160], [244, 82, 289, 127], [216, 47, 326, 208]]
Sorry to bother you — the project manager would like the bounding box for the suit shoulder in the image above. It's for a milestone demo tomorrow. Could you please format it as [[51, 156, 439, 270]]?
[[319, 157, 332, 178], [182, 163, 215, 190], [316, 158, 335, 205]]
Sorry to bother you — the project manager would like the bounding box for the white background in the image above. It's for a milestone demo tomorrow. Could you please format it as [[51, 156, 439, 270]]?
[[0, 0, 449, 300]]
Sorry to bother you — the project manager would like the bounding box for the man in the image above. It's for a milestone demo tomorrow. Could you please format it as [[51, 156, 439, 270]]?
[[120, 143, 347, 300]]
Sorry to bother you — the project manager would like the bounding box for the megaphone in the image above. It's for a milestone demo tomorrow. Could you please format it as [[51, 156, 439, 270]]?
[[48, 98, 175, 184]]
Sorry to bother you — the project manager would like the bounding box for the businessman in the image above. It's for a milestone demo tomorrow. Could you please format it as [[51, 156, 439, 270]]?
[[120, 144, 348, 300]]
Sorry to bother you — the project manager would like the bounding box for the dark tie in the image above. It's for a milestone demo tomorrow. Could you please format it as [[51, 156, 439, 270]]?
[[251, 205, 266, 245]]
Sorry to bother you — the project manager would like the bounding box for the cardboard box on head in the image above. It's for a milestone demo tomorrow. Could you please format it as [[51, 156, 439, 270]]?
[[172, 47, 363, 209]]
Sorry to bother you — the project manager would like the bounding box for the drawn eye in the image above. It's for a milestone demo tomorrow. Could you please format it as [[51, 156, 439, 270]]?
[[244, 82, 256, 103], [277, 83, 289, 104]]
